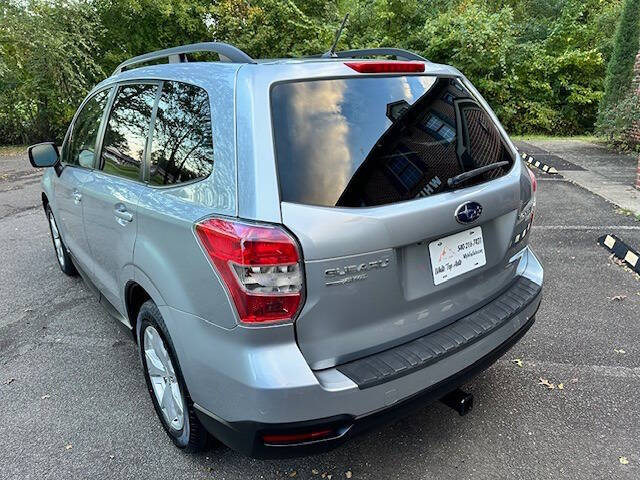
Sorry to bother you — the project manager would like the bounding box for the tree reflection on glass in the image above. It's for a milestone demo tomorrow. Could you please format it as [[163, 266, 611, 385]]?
[[67, 89, 110, 168], [149, 82, 214, 186], [101, 84, 157, 181], [271, 76, 511, 208]]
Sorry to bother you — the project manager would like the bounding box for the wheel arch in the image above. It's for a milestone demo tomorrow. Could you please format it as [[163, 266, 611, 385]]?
[[125, 267, 168, 343], [125, 281, 150, 341]]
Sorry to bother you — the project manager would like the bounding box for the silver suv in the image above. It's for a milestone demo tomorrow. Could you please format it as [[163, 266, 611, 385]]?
[[28, 42, 543, 458]]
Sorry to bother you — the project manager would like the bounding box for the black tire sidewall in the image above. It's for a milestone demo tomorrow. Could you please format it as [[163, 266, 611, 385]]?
[[137, 302, 192, 448], [45, 205, 76, 276]]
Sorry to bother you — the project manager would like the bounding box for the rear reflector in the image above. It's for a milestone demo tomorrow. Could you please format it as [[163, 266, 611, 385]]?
[[262, 429, 333, 445], [195, 218, 304, 324], [345, 61, 425, 73]]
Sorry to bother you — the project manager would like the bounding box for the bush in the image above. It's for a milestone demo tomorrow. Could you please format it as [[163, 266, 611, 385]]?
[[412, 1, 606, 135], [597, 91, 640, 149], [599, 0, 640, 118]]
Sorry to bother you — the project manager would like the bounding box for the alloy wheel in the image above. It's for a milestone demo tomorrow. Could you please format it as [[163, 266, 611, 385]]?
[[143, 326, 185, 431], [48, 212, 65, 268]]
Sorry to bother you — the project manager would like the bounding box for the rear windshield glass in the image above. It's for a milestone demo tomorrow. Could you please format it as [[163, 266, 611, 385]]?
[[271, 76, 513, 207]]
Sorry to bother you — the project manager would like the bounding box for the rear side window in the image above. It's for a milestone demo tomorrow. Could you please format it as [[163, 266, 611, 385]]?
[[149, 81, 214, 186], [65, 89, 110, 168], [100, 83, 158, 181], [270, 76, 513, 207]]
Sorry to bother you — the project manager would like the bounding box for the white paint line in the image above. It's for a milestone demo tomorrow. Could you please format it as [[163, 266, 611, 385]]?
[[496, 359, 640, 379], [533, 225, 640, 231]]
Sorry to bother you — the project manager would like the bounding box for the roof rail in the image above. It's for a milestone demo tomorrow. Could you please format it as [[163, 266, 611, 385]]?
[[112, 42, 256, 75], [321, 48, 428, 62]]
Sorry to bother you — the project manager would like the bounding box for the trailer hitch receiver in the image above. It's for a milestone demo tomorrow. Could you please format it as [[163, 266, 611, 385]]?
[[440, 389, 474, 416]]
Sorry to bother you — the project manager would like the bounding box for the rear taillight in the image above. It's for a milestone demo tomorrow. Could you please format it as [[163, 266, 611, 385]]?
[[345, 61, 425, 73], [514, 166, 537, 246], [526, 166, 537, 222], [195, 218, 304, 325]]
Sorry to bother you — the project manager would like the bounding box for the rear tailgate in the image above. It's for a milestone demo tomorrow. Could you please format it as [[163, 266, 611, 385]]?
[[271, 72, 531, 370], [282, 176, 522, 369]]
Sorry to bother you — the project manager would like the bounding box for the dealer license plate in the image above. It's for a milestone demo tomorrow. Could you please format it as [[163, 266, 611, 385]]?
[[428, 227, 486, 285]]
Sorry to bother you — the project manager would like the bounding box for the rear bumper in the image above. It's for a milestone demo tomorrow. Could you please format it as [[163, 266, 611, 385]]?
[[196, 308, 538, 458], [191, 248, 543, 458], [336, 276, 540, 389]]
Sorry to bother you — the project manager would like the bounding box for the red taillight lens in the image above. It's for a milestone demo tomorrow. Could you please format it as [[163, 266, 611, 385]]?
[[195, 218, 304, 324], [345, 61, 425, 73]]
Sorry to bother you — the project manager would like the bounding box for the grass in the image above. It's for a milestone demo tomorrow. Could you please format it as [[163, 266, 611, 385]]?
[[615, 208, 640, 222], [0, 145, 27, 156]]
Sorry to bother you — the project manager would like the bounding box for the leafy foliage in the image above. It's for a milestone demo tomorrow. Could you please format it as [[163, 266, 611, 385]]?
[[599, 0, 640, 118], [597, 92, 640, 148], [397, 0, 614, 134], [94, 0, 212, 74], [0, 0, 105, 144], [206, 0, 336, 59], [596, 0, 640, 145], [0, 0, 631, 144]]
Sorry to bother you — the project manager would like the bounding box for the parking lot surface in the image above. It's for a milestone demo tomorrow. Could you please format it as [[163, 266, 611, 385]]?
[[1, 142, 640, 479]]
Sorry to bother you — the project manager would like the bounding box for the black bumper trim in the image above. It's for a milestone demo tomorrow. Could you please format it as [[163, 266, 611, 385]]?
[[195, 295, 540, 459], [338, 277, 541, 389]]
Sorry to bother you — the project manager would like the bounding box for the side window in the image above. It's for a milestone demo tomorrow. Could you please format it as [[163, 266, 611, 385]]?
[[149, 81, 214, 186], [100, 83, 158, 181], [66, 89, 110, 168]]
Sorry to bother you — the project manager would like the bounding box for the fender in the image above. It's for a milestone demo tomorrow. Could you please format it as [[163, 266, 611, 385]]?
[[131, 265, 168, 308], [41, 169, 57, 211]]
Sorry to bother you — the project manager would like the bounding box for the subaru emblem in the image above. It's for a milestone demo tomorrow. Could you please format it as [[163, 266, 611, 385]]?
[[455, 202, 483, 224]]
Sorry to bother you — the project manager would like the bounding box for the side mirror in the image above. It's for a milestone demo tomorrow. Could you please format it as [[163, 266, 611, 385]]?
[[28, 142, 60, 168]]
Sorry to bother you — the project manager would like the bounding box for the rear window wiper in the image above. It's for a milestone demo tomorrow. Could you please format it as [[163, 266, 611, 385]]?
[[447, 161, 510, 188]]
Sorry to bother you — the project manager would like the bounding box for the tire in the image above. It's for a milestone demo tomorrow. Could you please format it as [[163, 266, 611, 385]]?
[[137, 300, 210, 452], [46, 205, 77, 276]]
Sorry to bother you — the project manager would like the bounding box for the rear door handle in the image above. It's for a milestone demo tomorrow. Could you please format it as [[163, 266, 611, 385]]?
[[72, 189, 82, 204], [113, 205, 133, 224]]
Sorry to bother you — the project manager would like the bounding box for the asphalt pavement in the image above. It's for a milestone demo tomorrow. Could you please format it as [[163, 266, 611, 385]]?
[[1, 142, 640, 479]]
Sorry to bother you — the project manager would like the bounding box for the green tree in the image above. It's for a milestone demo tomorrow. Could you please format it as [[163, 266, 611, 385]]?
[[408, 1, 606, 134], [206, 0, 337, 58], [0, 0, 632, 144], [0, 0, 104, 144], [598, 0, 640, 123], [93, 0, 212, 74], [342, 0, 433, 50], [341, 0, 617, 134]]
